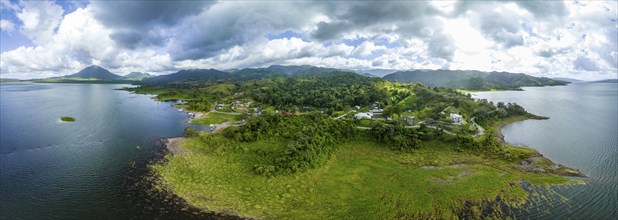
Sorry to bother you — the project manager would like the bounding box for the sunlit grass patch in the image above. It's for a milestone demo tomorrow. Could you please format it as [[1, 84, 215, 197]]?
[[154, 138, 573, 219], [191, 112, 241, 125]]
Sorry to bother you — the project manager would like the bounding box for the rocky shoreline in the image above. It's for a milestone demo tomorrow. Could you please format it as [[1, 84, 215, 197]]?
[[494, 116, 585, 177], [518, 152, 586, 177], [125, 138, 246, 220], [163, 137, 188, 155]]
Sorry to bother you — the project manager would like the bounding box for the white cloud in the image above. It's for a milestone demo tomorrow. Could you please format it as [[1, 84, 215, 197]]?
[[15, 1, 64, 44], [0, 19, 15, 32], [352, 41, 387, 56], [0, 1, 616, 80]]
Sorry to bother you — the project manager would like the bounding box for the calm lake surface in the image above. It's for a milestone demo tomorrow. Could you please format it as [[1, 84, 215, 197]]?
[[2, 83, 615, 219], [474, 83, 617, 219], [0, 83, 203, 219]]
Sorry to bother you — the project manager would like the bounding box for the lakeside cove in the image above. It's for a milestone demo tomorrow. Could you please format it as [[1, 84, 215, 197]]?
[[153, 113, 585, 219]]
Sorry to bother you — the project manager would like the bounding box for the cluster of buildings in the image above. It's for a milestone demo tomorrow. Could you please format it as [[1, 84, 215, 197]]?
[[215, 100, 253, 112], [351, 102, 464, 126]]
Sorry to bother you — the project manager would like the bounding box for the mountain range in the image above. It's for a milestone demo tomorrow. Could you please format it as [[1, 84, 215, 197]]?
[[383, 70, 569, 90], [37, 65, 575, 90]]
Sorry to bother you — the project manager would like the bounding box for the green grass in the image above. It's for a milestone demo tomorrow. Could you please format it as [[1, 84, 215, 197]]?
[[191, 112, 241, 125], [154, 136, 573, 219], [60, 116, 75, 122], [356, 119, 374, 127], [204, 83, 236, 95], [263, 106, 276, 114]]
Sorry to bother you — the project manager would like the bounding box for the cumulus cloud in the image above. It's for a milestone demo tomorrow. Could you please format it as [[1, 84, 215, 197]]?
[[514, 1, 568, 19], [169, 1, 324, 60], [0, 19, 15, 32], [352, 41, 386, 56], [15, 1, 64, 44], [0, 0, 616, 80], [90, 1, 213, 49], [574, 55, 600, 71]]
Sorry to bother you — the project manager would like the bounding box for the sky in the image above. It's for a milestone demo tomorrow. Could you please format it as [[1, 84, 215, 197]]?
[[0, 0, 616, 80]]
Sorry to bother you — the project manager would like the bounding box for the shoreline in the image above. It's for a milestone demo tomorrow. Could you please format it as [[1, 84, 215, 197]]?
[[126, 138, 244, 220], [491, 115, 585, 177], [151, 115, 585, 219], [163, 137, 188, 155]]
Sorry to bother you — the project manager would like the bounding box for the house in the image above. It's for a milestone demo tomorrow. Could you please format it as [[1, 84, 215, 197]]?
[[373, 102, 380, 108], [450, 113, 463, 124], [402, 116, 415, 125], [354, 112, 373, 120], [372, 109, 383, 114]]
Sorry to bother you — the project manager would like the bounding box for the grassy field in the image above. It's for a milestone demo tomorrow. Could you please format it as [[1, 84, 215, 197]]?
[[356, 119, 374, 127], [191, 112, 241, 125], [154, 135, 573, 219]]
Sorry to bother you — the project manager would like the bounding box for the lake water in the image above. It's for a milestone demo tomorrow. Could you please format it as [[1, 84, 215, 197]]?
[[2, 82, 615, 219], [0, 83, 206, 219], [474, 83, 617, 219]]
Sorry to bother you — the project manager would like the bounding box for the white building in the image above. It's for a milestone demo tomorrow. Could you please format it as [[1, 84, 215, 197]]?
[[450, 113, 463, 124], [403, 116, 415, 125], [354, 112, 373, 120]]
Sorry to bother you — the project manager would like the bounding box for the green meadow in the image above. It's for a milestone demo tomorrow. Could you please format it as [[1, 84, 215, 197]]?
[[191, 112, 242, 125], [154, 134, 572, 219]]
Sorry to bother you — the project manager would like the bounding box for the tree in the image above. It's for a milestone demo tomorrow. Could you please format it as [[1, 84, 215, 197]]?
[[184, 126, 199, 137]]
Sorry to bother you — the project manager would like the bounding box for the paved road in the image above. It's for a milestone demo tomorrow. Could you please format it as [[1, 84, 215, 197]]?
[[334, 110, 355, 120], [471, 117, 484, 137]]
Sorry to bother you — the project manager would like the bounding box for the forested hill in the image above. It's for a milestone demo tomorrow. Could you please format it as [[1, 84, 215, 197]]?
[[142, 69, 229, 84], [138, 65, 567, 90], [591, 79, 618, 83], [241, 72, 393, 110], [383, 69, 568, 90], [140, 65, 349, 85]]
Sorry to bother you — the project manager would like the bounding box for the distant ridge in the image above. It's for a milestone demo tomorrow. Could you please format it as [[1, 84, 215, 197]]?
[[142, 69, 229, 84], [553, 77, 588, 83], [266, 65, 342, 76], [591, 79, 618, 83], [383, 69, 569, 90], [123, 72, 152, 80], [65, 65, 121, 80], [357, 69, 398, 77]]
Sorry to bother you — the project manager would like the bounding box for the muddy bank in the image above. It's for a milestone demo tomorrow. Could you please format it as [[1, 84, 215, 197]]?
[[518, 152, 586, 177], [122, 138, 246, 220], [164, 137, 188, 155], [121, 139, 215, 219]]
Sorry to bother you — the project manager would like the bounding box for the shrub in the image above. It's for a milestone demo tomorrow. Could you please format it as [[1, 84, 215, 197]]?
[[183, 126, 199, 137]]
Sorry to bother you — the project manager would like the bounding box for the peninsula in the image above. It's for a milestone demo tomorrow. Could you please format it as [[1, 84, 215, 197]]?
[[126, 66, 583, 219]]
